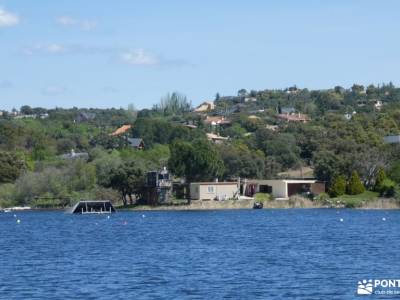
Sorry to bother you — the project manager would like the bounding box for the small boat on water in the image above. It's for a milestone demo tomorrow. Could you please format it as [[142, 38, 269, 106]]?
[[253, 202, 263, 209], [66, 200, 116, 214], [2, 206, 31, 212]]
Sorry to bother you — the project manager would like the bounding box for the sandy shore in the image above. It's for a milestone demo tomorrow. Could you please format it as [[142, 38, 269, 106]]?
[[122, 198, 400, 211]]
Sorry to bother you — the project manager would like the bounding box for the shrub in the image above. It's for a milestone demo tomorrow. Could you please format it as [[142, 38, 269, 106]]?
[[379, 178, 396, 197], [374, 167, 387, 192], [254, 193, 271, 202], [314, 192, 330, 202], [329, 175, 346, 197], [344, 198, 363, 208], [346, 171, 365, 195]]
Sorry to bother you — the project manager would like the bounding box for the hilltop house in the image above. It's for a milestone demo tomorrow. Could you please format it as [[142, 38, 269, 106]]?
[[344, 111, 357, 120], [203, 116, 231, 126], [60, 149, 89, 161], [278, 112, 310, 123], [374, 100, 383, 110], [244, 97, 257, 103], [384, 135, 400, 144], [76, 112, 96, 123], [194, 101, 215, 112], [127, 138, 145, 150], [206, 133, 229, 144], [281, 107, 296, 114]]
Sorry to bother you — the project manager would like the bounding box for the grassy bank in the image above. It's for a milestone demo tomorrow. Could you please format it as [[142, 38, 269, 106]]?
[[119, 192, 400, 211], [317, 191, 400, 209]]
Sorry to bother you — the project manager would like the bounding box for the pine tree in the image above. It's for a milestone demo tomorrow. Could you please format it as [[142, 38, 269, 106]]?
[[346, 171, 365, 195], [329, 175, 346, 197], [374, 167, 386, 192]]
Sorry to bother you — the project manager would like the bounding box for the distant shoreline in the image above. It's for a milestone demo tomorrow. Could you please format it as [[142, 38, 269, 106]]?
[[119, 198, 400, 211], [2, 198, 399, 212]]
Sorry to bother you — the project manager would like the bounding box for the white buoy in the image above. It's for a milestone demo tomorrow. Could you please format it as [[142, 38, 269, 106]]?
[[142, 214, 145, 218], [107, 216, 110, 219], [340, 218, 344, 222], [16, 219, 21, 224], [382, 217, 386, 221], [13, 214, 17, 218]]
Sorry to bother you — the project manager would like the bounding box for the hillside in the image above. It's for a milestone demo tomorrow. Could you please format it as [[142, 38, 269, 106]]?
[[1, 84, 400, 207]]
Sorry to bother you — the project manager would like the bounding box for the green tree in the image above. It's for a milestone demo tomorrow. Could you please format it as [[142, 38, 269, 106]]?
[[168, 140, 224, 181], [329, 175, 346, 197], [108, 161, 145, 205], [313, 151, 344, 184], [374, 167, 386, 192], [0, 151, 26, 183], [346, 171, 365, 195]]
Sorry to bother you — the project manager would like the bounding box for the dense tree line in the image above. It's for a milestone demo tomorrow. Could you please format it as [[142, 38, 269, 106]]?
[[2, 84, 400, 207]]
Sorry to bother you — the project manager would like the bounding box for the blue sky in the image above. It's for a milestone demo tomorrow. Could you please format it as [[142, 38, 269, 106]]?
[[0, 0, 399, 110]]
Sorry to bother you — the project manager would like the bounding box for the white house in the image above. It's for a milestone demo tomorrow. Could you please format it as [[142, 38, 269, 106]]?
[[194, 101, 215, 112], [244, 179, 325, 200], [384, 135, 400, 144], [190, 182, 238, 200]]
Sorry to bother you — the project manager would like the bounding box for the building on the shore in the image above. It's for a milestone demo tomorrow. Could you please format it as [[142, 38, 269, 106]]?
[[190, 182, 239, 201], [143, 167, 172, 205], [242, 179, 325, 200]]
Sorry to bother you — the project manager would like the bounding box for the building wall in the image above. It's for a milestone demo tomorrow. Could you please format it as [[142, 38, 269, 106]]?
[[267, 180, 288, 198], [311, 182, 325, 195], [249, 180, 320, 199], [190, 183, 238, 200]]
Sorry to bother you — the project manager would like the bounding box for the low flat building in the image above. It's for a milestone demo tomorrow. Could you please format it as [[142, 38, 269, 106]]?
[[190, 182, 238, 201], [244, 179, 325, 200], [384, 135, 400, 144], [60, 149, 89, 160], [278, 113, 310, 123], [206, 133, 229, 144]]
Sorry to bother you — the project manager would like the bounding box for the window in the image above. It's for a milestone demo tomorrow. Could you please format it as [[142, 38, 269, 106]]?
[[207, 186, 214, 193]]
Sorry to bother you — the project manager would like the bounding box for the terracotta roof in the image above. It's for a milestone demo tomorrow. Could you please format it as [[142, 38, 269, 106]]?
[[110, 124, 132, 136]]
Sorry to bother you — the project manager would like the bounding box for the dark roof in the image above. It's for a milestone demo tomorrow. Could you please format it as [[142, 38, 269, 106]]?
[[281, 107, 296, 114], [128, 138, 144, 147]]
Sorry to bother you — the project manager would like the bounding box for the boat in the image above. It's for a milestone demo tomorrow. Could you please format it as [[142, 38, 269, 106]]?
[[2, 206, 31, 212], [253, 202, 263, 209], [66, 200, 116, 214]]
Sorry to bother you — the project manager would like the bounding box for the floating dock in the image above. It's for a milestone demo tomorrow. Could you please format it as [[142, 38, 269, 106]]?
[[66, 200, 116, 214]]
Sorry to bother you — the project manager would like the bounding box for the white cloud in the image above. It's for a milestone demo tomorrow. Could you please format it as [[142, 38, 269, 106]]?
[[56, 16, 96, 31], [42, 85, 66, 96], [120, 49, 159, 66], [47, 43, 66, 53], [24, 43, 66, 55], [0, 7, 19, 27]]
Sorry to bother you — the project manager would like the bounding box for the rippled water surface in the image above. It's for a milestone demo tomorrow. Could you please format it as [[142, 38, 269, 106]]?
[[0, 209, 399, 299]]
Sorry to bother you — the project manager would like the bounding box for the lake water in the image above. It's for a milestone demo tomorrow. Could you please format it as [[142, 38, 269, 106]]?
[[0, 209, 399, 299]]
